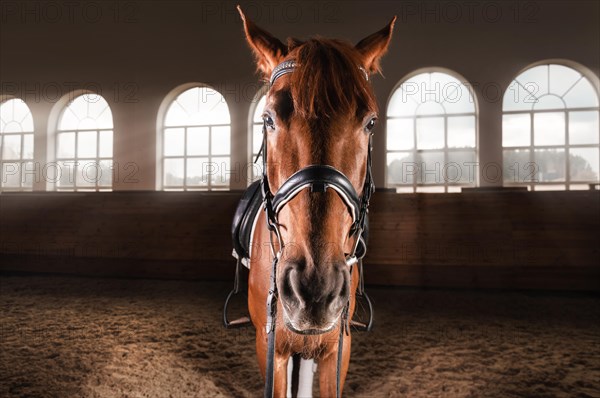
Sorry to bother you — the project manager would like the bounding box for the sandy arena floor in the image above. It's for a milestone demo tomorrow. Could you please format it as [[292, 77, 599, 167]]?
[[1, 274, 599, 397]]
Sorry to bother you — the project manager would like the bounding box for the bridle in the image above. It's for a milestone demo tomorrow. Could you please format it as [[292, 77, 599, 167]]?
[[260, 59, 375, 398], [261, 60, 374, 270]]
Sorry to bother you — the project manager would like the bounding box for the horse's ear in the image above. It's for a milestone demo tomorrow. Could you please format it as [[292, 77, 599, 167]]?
[[237, 6, 287, 78], [355, 16, 397, 74]]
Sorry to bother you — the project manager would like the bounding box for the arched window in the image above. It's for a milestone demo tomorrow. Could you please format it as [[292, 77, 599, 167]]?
[[502, 63, 599, 190], [248, 93, 266, 184], [0, 98, 34, 190], [386, 70, 478, 193], [55, 93, 113, 191], [161, 86, 231, 190]]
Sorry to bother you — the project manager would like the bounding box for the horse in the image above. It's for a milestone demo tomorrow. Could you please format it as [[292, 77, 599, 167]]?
[[236, 7, 395, 397]]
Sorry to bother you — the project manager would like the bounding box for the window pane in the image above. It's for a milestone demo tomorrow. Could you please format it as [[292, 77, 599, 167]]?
[[447, 151, 477, 183], [211, 156, 231, 186], [98, 160, 113, 186], [570, 148, 599, 182], [569, 111, 599, 145], [516, 65, 548, 97], [164, 128, 185, 156], [2, 162, 20, 187], [534, 112, 565, 146], [503, 114, 530, 147], [387, 118, 413, 150], [186, 158, 208, 187], [77, 131, 97, 158], [549, 65, 581, 97], [57, 132, 75, 159], [563, 78, 599, 108], [387, 86, 419, 117], [187, 127, 209, 156], [416, 101, 445, 116], [92, 102, 113, 129], [416, 117, 444, 149], [164, 158, 184, 186], [388, 72, 475, 117], [252, 124, 263, 155], [0, 99, 34, 133], [2, 135, 21, 159], [23, 134, 34, 159], [99, 131, 113, 158], [211, 126, 230, 156], [59, 106, 80, 130], [503, 149, 532, 184], [57, 161, 76, 188], [77, 160, 99, 187], [534, 149, 565, 182], [447, 116, 475, 148], [442, 84, 475, 114], [79, 118, 97, 131], [503, 81, 536, 111], [417, 151, 444, 184], [164, 102, 188, 127], [533, 95, 565, 111], [59, 94, 113, 130], [168, 87, 230, 126], [253, 95, 267, 123], [22, 161, 34, 188], [387, 152, 415, 185]]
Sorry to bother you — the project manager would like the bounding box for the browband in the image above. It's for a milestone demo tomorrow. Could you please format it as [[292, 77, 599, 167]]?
[[270, 60, 297, 86], [270, 59, 369, 86]]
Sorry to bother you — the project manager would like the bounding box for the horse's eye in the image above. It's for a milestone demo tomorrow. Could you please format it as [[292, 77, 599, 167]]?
[[365, 117, 377, 132], [263, 115, 275, 130]]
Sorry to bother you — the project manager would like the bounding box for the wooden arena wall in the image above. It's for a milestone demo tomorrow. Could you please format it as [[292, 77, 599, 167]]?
[[1, 190, 598, 290]]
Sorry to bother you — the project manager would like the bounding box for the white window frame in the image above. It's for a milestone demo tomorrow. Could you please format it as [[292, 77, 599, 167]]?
[[0, 97, 35, 191], [55, 93, 113, 192], [502, 62, 600, 191], [158, 84, 232, 191], [385, 69, 479, 193]]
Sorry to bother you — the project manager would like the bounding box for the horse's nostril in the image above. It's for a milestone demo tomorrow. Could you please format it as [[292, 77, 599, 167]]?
[[281, 267, 302, 308]]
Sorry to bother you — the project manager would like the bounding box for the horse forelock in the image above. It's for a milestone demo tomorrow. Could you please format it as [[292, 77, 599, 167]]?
[[288, 38, 377, 121]]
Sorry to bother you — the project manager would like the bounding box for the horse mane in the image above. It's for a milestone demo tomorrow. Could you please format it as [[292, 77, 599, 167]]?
[[288, 38, 378, 120]]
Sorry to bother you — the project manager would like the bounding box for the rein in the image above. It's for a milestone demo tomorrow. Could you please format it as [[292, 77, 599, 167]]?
[[260, 59, 374, 398]]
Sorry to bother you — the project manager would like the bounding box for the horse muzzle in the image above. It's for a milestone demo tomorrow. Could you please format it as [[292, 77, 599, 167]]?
[[278, 261, 349, 335]]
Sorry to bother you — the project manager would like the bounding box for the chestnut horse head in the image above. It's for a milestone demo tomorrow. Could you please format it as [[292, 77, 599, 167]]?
[[240, 8, 395, 335]]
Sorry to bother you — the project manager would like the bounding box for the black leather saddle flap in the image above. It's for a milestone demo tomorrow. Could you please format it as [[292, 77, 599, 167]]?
[[232, 180, 263, 261]]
